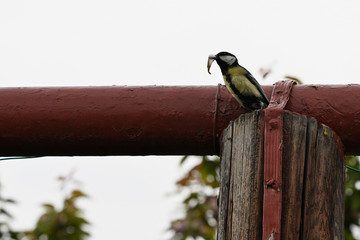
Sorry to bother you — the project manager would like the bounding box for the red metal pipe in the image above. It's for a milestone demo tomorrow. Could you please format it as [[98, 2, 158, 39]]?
[[0, 85, 359, 156]]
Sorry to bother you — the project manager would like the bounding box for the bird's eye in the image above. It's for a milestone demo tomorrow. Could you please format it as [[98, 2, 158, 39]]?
[[218, 55, 236, 65]]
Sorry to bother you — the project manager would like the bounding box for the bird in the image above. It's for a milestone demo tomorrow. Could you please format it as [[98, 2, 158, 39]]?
[[207, 51, 269, 110]]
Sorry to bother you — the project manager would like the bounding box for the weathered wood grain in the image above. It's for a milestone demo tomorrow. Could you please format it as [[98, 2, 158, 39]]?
[[217, 121, 233, 240], [217, 111, 344, 240], [281, 112, 308, 239], [218, 111, 264, 240], [302, 119, 345, 239]]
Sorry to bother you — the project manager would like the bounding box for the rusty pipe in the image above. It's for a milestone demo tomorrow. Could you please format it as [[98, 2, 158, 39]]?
[[0, 85, 359, 156]]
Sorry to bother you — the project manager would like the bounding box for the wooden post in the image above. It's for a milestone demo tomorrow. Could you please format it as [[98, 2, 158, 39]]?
[[217, 111, 345, 240]]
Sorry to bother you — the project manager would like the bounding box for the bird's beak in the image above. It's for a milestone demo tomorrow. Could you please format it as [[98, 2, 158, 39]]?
[[207, 54, 216, 74]]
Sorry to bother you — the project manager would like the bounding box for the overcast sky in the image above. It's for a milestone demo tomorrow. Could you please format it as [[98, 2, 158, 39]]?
[[1, 1, 360, 239]]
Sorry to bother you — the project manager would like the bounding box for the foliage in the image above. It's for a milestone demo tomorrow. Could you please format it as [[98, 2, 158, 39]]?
[[169, 156, 219, 240], [345, 156, 360, 240], [22, 173, 90, 240], [22, 190, 89, 240], [0, 173, 90, 240], [0, 183, 19, 240], [170, 155, 360, 240]]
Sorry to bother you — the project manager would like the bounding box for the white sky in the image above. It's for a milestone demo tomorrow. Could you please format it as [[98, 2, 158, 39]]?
[[1, 1, 360, 239]]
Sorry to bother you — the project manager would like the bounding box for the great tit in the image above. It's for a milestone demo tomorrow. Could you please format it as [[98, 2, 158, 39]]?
[[207, 52, 269, 110]]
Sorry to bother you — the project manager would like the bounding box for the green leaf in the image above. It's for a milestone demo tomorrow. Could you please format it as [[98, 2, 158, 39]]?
[[0, 208, 13, 218], [2, 198, 16, 204], [70, 190, 88, 199], [179, 155, 189, 165]]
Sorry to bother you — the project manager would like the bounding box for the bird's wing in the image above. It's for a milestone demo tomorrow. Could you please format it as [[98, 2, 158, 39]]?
[[244, 70, 269, 104]]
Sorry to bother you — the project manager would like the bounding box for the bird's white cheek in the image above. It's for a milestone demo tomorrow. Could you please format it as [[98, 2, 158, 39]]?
[[218, 55, 236, 65]]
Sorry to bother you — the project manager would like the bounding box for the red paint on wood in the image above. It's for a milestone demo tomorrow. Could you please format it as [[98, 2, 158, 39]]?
[[263, 80, 296, 240], [0, 84, 358, 156]]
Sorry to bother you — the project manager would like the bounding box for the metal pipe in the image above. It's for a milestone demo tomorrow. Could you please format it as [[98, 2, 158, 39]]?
[[0, 85, 359, 156]]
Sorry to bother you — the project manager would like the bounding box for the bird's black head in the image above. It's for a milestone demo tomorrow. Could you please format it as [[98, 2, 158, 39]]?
[[207, 51, 239, 74]]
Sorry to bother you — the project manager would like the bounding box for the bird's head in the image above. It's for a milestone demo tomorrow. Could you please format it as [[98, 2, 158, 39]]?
[[207, 52, 238, 74]]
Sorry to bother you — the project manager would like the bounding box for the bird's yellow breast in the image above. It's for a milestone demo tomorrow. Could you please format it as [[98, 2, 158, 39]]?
[[223, 78, 243, 105], [223, 67, 261, 97]]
